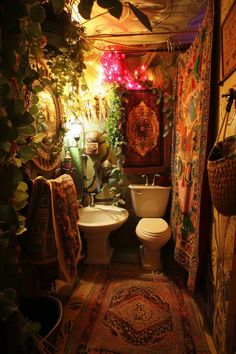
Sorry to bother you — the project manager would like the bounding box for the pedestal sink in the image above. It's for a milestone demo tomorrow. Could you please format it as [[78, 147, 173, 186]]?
[[78, 204, 129, 264]]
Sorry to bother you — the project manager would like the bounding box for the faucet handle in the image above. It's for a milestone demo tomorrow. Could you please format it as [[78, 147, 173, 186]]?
[[152, 174, 160, 186], [141, 174, 148, 186], [89, 192, 96, 207]]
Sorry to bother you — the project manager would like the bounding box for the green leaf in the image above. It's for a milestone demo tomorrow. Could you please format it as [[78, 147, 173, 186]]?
[[78, 0, 94, 20], [128, 3, 152, 32], [31, 132, 46, 143], [108, 3, 123, 19], [27, 21, 42, 39], [97, 0, 120, 8], [29, 4, 46, 23], [32, 85, 44, 94], [51, 0, 65, 14], [19, 111, 35, 126], [18, 145, 38, 162], [97, 0, 110, 8], [12, 182, 28, 211], [30, 44, 44, 58], [29, 105, 39, 115], [41, 77, 52, 86], [13, 111, 35, 128], [18, 124, 36, 136], [32, 95, 39, 105]]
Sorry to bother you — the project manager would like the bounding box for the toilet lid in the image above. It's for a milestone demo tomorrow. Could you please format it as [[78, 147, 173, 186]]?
[[137, 218, 169, 236]]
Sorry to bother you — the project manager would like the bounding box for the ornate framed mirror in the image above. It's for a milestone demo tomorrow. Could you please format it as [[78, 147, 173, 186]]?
[[32, 86, 64, 172]]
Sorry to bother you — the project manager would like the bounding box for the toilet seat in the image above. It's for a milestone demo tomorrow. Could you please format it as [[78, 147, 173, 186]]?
[[136, 218, 170, 238]]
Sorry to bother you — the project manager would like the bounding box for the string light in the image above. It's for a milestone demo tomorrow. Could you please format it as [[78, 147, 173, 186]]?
[[100, 51, 151, 90]]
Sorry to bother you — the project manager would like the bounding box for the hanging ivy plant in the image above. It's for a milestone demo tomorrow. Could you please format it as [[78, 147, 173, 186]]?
[[0, 0, 88, 291], [0, 0, 89, 228], [103, 83, 127, 205], [0, 0, 49, 245], [105, 84, 125, 154]]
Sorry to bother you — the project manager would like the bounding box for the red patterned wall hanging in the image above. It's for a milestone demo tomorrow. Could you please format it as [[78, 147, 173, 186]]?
[[123, 90, 165, 173]]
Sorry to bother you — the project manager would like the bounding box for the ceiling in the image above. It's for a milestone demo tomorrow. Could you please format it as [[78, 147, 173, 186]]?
[[72, 0, 208, 53]]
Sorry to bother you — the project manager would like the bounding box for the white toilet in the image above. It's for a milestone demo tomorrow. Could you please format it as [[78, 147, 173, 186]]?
[[129, 184, 172, 271]]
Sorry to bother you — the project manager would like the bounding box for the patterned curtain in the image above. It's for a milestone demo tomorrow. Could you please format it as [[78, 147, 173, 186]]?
[[170, 0, 214, 291]]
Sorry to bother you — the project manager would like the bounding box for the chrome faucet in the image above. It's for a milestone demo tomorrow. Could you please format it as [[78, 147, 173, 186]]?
[[89, 193, 96, 207], [152, 174, 160, 186], [141, 174, 149, 186]]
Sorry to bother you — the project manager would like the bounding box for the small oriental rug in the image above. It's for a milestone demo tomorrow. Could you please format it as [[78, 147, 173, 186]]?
[[55, 264, 210, 354]]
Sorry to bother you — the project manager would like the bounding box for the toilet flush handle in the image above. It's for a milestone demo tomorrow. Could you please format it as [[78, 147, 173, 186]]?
[[134, 191, 142, 195]]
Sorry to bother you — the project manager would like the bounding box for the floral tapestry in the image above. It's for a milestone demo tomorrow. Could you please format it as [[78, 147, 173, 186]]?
[[171, 0, 214, 291]]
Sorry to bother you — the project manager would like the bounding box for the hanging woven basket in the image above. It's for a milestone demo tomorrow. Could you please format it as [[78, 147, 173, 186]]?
[[207, 135, 236, 216], [207, 90, 236, 216]]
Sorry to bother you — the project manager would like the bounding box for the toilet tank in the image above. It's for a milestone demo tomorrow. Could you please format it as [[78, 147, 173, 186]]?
[[128, 184, 171, 218]]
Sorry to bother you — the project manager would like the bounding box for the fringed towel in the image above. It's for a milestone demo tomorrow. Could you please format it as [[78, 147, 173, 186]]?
[[24, 174, 82, 286]]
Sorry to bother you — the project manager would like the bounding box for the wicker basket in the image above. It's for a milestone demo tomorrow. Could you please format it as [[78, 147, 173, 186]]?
[[207, 135, 236, 216]]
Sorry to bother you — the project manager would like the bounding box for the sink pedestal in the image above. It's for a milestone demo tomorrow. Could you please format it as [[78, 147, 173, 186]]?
[[83, 231, 114, 264], [78, 205, 129, 265]]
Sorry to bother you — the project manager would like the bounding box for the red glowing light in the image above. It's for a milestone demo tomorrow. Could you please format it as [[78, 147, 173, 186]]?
[[100, 51, 148, 90]]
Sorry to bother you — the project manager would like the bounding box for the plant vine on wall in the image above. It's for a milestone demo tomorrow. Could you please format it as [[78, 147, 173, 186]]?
[[0, 0, 88, 291], [103, 83, 127, 205]]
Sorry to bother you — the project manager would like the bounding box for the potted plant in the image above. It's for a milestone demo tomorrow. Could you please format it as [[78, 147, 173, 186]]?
[[0, 288, 41, 354]]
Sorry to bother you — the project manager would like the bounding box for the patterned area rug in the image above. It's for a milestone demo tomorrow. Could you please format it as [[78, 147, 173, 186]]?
[[55, 264, 210, 353]]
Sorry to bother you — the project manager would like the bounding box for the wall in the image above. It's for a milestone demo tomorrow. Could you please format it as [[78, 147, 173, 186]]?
[[64, 52, 177, 203], [200, 1, 236, 353]]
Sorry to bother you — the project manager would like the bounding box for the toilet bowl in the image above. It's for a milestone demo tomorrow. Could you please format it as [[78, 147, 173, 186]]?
[[135, 218, 171, 270], [128, 184, 172, 271]]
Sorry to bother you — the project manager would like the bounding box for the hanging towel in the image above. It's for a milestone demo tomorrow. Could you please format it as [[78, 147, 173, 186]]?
[[24, 174, 82, 286]]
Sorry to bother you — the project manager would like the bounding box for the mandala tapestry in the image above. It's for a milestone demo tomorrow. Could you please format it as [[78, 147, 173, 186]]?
[[123, 90, 163, 169]]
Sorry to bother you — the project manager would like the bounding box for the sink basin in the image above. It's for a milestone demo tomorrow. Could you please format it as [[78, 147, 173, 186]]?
[[78, 204, 129, 264], [78, 204, 129, 232]]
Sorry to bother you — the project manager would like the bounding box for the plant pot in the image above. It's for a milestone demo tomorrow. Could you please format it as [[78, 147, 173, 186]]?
[[19, 294, 63, 341]]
